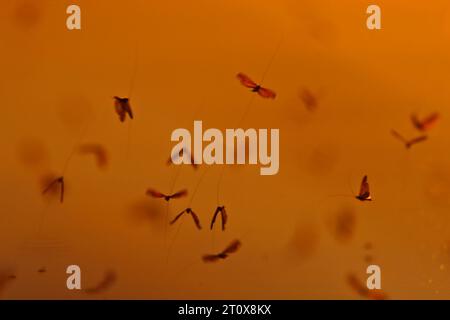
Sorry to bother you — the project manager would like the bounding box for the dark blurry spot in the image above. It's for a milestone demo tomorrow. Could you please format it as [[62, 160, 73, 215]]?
[[327, 206, 356, 244], [17, 138, 48, 169], [299, 88, 318, 112], [37, 267, 46, 273], [346, 273, 387, 300], [287, 223, 319, 261], [13, 0, 41, 29], [0, 269, 16, 297], [307, 146, 338, 176], [57, 95, 92, 132], [85, 270, 116, 294], [78, 143, 109, 169], [129, 198, 165, 231]]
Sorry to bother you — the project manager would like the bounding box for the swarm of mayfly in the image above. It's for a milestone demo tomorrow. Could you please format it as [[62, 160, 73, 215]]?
[[236, 73, 276, 99], [146, 188, 188, 202], [202, 240, 241, 263], [391, 130, 428, 149], [210, 206, 228, 231], [411, 112, 439, 132], [78, 143, 108, 169], [42, 175, 65, 203], [114, 96, 133, 122], [170, 208, 202, 230], [85, 270, 117, 294]]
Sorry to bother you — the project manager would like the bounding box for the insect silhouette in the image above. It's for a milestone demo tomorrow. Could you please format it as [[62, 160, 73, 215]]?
[[411, 112, 439, 132], [391, 130, 428, 149], [210, 206, 228, 231], [237, 73, 276, 99], [146, 188, 188, 202], [355, 175, 372, 201], [202, 239, 242, 263], [78, 143, 108, 169], [37, 267, 46, 273], [85, 270, 117, 294], [167, 148, 198, 169], [170, 208, 201, 230], [114, 96, 133, 122], [42, 176, 65, 203]]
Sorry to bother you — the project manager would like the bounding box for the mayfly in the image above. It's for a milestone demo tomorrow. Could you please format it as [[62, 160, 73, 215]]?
[[210, 206, 228, 231], [202, 239, 241, 263], [170, 208, 201, 230], [355, 175, 372, 202], [42, 176, 64, 203], [114, 96, 133, 122], [237, 73, 276, 99], [391, 130, 428, 149], [411, 112, 439, 132], [146, 188, 188, 202]]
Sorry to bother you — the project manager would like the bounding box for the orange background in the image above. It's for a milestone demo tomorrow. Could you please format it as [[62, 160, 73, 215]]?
[[1, 0, 450, 299]]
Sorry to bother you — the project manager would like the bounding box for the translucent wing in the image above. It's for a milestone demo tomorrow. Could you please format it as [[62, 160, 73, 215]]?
[[202, 254, 220, 263], [170, 209, 186, 225], [236, 73, 257, 89], [146, 189, 166, 199], [391, 130, 407, 144], [221, 207, 228, 231], [210, 207, 221, 230], [222, 239, 241, 255], [189, 210, 202, 230], [407, 135, 428, 148], [411, 112, 439, 131], [114, 100, 126, 122], [257, 87, 276, 99], [169, 189, 188, 200]]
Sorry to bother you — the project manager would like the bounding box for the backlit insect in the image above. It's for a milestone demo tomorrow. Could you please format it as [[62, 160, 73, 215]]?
[[391, 130, 428, 149], [236, 73, 276, 99], [202, 239, 242, 263], [114, 96, 133, 122], [210, 206, 228, 231], [299, 88, 318, 111], [42, 176, 65, 203], [355, 175, 372, 202], [411, 112, 439, 132], [146, 188, 188, 202], [170, 208, 201, 230]]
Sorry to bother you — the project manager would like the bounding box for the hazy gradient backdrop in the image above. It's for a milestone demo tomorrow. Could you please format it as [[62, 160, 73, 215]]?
[[1, 0, 450, 299]]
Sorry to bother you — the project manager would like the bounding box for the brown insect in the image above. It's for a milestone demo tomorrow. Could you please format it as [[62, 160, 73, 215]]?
[[85, 270, 117, 294], [166, 149, 198, 169], [114, 96, 133, 122], [202, 239, 242, 263], [146, 188, 188, 202], [237, 73, 276, 99], [346, 273, 387, 300], [391, 130, 428, 149], [411, 112, 439, 132], [210, 206, 228, 231], [42, 176, 64, 203], [78, 144, 108, 169], [170, 208, 201, 230], [299, 88, 318, 111], [355, 175, 372, 201]]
